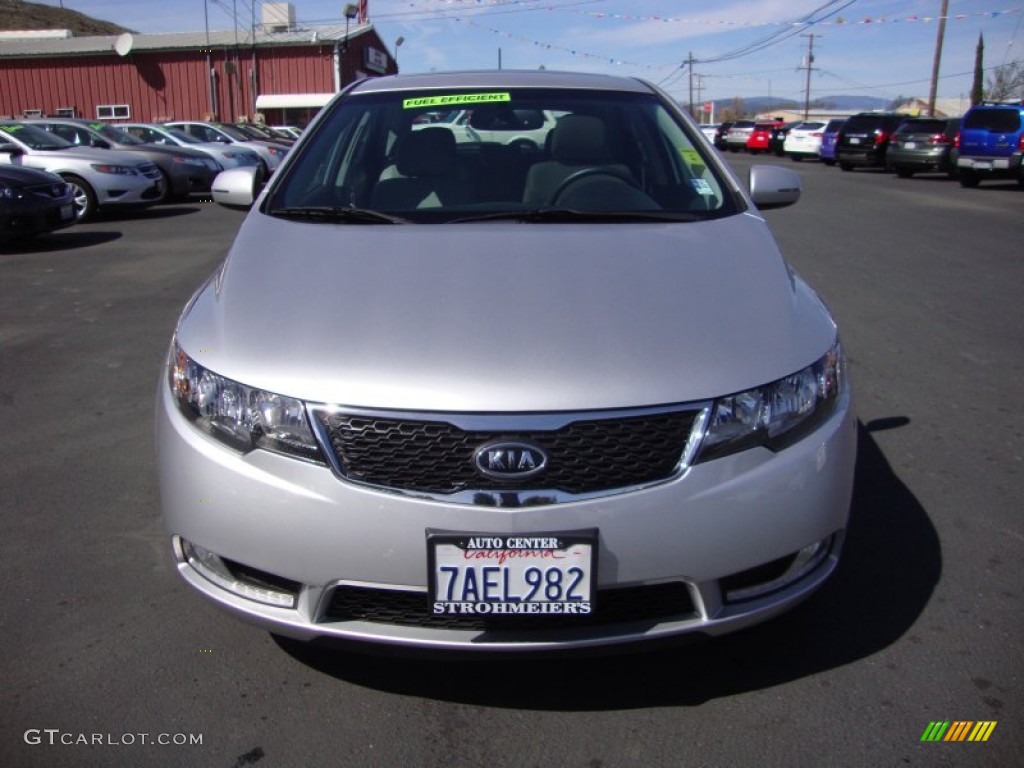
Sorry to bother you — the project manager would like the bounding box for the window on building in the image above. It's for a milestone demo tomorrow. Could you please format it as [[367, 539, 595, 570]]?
[[22, 109, 43, 117], [54, 107, 76, 117], [96, 104, 131, 120]]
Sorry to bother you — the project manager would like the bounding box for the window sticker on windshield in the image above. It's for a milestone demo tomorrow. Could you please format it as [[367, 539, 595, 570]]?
[[691, 179, 714, 196], [403, 92, 511, 110], [89, 123, 106, 131], [680, 148, 703, 167]]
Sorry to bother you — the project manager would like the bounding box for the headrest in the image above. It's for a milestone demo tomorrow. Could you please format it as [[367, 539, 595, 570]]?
[[395, 128, 456, 177], [551, 115, 612, 164]]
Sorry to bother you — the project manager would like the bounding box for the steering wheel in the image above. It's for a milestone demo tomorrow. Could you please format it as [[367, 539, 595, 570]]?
[[548, 167, 640, 206]]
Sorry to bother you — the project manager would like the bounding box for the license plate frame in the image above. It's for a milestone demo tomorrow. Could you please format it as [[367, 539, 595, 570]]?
[[427, 529, 598, 618]]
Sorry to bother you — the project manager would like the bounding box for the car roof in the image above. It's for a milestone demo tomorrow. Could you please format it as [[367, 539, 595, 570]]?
[[348, 70, 654, 95]]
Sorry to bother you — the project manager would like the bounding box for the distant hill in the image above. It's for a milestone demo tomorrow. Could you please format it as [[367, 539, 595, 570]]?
[[709, 94, 891, 115], [0, 0, 132, 36]]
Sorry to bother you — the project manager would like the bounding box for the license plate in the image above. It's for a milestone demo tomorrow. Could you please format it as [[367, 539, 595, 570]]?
[[994, 158, 1010, 169], [904, 141, 917, 149], [849, 137, 861, 145], [60, 204, 74, 220], [427, 530, 597, 617]]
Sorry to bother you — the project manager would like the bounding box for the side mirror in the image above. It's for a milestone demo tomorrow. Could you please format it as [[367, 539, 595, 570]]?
[[92, 138, 112, 149], [0, 144, 25, 157], [211, 166, 262, 208], [748, 165, 801, 210]]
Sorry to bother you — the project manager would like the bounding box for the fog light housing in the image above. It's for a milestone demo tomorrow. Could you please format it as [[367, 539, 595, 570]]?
[[178, 538, 298, 608], [722, 535, 833, 603]]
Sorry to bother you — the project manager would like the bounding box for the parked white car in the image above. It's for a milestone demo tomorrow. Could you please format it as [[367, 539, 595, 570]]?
[[413, 108, 560, 151], [120, 123, 262, 170], [0, 120, 163, 220], [783, 121, 828, 161]]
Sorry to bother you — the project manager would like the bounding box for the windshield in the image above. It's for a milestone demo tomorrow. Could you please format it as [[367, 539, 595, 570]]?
[[91, 123, 144, 144], [267, 87, 735, 223], [161, 127, 199, 144], [215, 124, 253, 141], [0, 122, 73, 150]]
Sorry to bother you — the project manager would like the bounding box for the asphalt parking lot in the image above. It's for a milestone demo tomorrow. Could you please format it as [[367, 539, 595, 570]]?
[[1, 156, 1021, 767]]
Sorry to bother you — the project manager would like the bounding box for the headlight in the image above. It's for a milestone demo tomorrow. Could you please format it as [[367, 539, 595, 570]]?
[[696, 340, 844, 463], [168, 341, 323, 463], [91, 163, 137, 175], [0, 181, 22, 199]]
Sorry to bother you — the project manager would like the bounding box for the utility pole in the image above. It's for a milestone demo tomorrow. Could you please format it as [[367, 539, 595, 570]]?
[[686, 52, 696, 119], [799, 34, 818, 120], [928, 0, 949, 116], [694, 74, 705, 121]]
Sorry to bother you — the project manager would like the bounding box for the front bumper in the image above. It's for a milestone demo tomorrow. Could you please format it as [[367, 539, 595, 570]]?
[[157, 380, 857, 653], [0, 196, 75, 240]]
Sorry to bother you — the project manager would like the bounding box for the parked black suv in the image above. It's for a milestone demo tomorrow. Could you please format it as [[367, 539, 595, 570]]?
[[955, 101, 1024, 187], [835, 112, 908, 171]]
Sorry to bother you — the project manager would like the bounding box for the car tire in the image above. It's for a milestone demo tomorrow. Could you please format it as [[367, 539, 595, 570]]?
[[839, 162, 853, 172], [822, 158, 836, 166], [789, 153, 802, 162], [157, 168, 175, 202], [958, 171, 980, 188], [896, 168, 913, 178], [62, 174, 98, 221]]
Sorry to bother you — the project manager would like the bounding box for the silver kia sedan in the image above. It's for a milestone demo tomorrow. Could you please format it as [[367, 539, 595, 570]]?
[[158, 70, 856, 654]]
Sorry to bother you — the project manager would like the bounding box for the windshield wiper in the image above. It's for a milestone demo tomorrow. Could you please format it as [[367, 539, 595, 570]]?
[[448, 208, 701, 224], [269, 206, 409, 224]]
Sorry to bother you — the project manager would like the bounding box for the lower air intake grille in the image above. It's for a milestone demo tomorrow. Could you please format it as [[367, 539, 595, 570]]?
[[321, 582, 695, 630]]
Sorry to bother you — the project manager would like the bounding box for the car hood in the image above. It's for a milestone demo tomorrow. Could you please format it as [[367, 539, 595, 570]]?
[[109, 143, 210, 160], [0, 164, 62, 184], [21, 145, 147, 166], [177, 213, 836, 411]]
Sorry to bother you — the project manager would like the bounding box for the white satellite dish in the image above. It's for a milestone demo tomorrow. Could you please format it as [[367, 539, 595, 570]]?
[[113, 32, 134, 57]]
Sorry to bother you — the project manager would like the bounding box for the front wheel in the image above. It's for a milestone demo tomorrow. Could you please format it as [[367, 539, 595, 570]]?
[[895, 168, 913, 178], [839, 162, 854, 172], [62, 174, 98, 221]]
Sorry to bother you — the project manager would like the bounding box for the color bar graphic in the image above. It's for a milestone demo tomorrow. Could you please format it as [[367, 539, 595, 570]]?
[[920, 721, 996, 742]]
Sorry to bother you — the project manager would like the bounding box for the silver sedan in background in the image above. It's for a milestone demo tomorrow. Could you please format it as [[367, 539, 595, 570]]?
[[120, 123, 262, 171], [159, 70, 856, 655]]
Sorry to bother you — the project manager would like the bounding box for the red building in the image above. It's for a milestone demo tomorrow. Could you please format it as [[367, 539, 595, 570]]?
[[0, 14, 397, 127]]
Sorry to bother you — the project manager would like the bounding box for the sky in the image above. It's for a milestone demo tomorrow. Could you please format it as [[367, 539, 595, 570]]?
[[52, 1, 1023, 105]]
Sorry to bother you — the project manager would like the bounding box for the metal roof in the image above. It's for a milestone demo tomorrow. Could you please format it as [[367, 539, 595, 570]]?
[[0, 22, 373, 58]]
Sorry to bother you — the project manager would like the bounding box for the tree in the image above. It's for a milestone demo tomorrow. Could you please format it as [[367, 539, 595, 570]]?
[[986, 60, 1024, 102], [971, 34, 985, 105]]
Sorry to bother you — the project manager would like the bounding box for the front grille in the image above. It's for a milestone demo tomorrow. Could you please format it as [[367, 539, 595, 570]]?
[[321, 582, 695, 630], [316, 409, 699, 495]]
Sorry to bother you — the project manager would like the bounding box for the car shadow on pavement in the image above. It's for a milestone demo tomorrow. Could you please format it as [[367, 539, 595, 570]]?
[[0, 230, 122, 254], [276, 419, 941, 710], [103, 205, 205, 221]]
